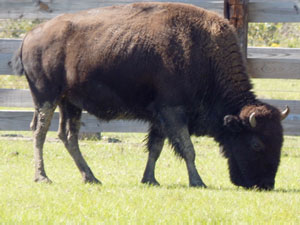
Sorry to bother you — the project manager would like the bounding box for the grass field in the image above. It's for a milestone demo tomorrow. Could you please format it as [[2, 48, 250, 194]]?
[[0, 132, 299, 224]]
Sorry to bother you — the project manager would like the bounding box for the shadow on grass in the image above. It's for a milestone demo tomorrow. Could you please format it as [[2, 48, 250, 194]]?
[[32, 181, 300, 194], [154, 184, 300, 194], [207, 186, 300, 193], [209, 186, 300, 194], [273, 188, 300, 194]]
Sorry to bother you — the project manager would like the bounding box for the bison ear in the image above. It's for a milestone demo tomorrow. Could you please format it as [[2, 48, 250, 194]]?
[[219, 145, 231, 158], [223, 115, 243, 132]]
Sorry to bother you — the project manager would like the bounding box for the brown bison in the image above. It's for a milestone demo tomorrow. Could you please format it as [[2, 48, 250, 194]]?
[[12, 2, 289, 190]]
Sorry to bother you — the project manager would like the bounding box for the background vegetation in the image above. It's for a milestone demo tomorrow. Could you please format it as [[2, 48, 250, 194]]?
[[1, 20, 300, 47], [0, 19, 43, 39], [248, 23, 300, 48]]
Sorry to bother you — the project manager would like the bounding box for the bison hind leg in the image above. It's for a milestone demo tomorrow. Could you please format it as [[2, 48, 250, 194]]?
[[58, 100, 101, 184], [30, 110, 38, 131], [33, 102, 56, 183], [141, 125, 165, 186]]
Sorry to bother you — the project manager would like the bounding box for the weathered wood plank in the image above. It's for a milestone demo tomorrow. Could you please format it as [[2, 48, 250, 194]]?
[[2, 39, 300, 79], [248, 47, 300, 79], [1, 1, 300, 22], [0, 0, 224, 19], [0, 109, 298, 135], [3, 57, 300, 80], [251, 0, 300, 2], [0, 110, 149, 132], [258, 99, 300, 136], [0, 52, 12, 75], [248, 1, 300, 22], [0, 39, 20, 75], [248, 47, 300, 59], [0, 39, 16, 75], [1, 89, 299, 114], [261, 99, 300, 136], [1, 39, 299, 60], [262, 99, 300, 116], [0, 91, 299, 135], [0, 38, 20, 54], [280, 115, 300, 136], [224, 0, 249, 56], [0, 89, 33, 107], [248, 58, 300, 79]]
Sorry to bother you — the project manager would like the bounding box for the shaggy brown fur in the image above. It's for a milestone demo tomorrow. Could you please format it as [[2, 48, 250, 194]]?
[[12, 2, 288, 189]]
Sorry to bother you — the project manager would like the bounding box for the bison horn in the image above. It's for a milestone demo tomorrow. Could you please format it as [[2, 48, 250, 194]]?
[[249, 112, 256, 128], [280, 106, 290, 121]]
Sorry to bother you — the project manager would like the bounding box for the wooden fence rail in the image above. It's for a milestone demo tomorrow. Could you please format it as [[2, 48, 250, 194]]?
[[0, 0, 300, 135], [2, 39, 300, 79], [1, 0, 300, 22]]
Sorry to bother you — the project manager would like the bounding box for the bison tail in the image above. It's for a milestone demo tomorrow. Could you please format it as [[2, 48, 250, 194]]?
[[9, 44, 25, 76]]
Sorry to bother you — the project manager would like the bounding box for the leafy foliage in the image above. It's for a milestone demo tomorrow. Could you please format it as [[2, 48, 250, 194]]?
[[248, 23, 300, 48], [0, 19, 43, 38], [1, 19, 300, 47]]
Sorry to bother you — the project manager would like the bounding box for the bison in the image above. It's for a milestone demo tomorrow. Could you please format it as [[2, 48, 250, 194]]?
[[12, 2, 289, 190]]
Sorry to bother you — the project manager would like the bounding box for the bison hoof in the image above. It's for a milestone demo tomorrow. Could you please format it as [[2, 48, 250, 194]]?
[[190, 182, 207, 188], [141, 178, 160, 186], [34, 176, 52, 184], [83, 177, 102, 184]]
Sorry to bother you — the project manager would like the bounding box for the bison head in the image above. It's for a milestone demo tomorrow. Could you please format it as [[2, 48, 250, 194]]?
[[219, 104, 289, 190]]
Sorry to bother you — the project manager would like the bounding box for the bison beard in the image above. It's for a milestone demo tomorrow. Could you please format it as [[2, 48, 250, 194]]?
[[11, 2, 289, 190]]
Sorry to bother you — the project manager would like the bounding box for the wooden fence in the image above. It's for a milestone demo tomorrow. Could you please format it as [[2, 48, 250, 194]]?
[[0, 0, 300, 135]]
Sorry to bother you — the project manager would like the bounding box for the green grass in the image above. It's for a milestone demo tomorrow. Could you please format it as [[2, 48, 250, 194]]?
[[0, 75, 28, 89], [0, 132, 299, 224], [1, 76, 300, 101], [252, 79, 300, 100]]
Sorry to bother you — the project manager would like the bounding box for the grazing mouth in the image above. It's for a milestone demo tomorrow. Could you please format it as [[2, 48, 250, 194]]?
[[238, 179, 275, 191], [255, 180, 275, 191], [228, 155, 275, 191], [231, 172, 275, 191]]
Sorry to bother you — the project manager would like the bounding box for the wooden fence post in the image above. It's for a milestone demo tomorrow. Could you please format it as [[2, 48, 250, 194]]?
[[224, 0, 249, 56]]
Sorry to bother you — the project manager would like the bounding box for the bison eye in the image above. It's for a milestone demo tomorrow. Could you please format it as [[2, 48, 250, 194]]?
[[251, 138, 265, 152]]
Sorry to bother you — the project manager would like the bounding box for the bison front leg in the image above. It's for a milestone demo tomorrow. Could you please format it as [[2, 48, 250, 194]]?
[[58, 101, 100, 184], [141, 126, 165, 186], [159, 107, 207, 188]]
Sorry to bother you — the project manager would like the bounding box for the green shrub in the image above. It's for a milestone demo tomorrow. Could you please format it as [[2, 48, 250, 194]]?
[[1, 19, 300, 47], [0, 19, 43, 38], [248, 23, 300, 48]]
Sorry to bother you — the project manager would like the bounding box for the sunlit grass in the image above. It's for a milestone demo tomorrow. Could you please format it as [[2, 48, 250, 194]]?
[[252, 78, 300, 100], [0, 75, 28, 89], [1, 76, 300, 101], [0, 132, 299, 224]]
